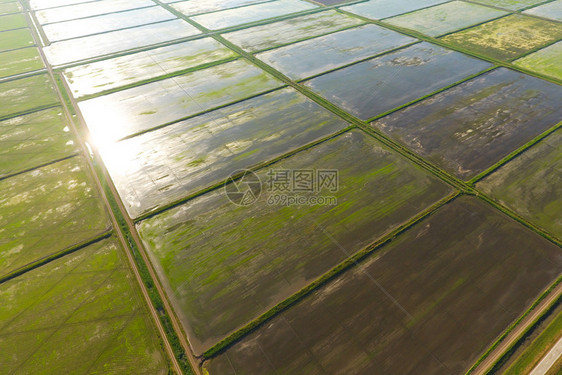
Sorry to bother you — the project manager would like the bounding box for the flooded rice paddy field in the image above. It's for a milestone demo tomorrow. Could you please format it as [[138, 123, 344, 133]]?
[[1, 0, 561, 373]]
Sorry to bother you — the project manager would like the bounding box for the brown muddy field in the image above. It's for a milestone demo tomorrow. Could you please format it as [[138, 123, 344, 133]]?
[[205, 196, 562, 375]]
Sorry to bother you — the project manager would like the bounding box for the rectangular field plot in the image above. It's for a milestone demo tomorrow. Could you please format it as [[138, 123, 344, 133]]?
[[137, 130, 453, 354], [0, 108, 78, 177], [0, 157, 109, 277], [385, 1, 508, 37], [79, 59, 282, 143], [190, 0, 317, 30], [222, 10, 364, 53], [0, 2, 21, 15], [0, 237, 168, 375], [42, 6, 176, 43], [102, 88, 348, 218], [304, 42, 491, 120], [35, 0, 155, 24], [255, 24, 416, 80], [172, 0, 271, 17], [341, 0, 449, 20], [0, 13, 27, 31], [441, 15, 562, 61], [371, 68, 562, 180], [471, 0, 548, 10], [44, 19, 200, 66], [63, 38, 236, 98], [0, 74, 58, 119], [0, 28, 34, 52], [0, 47, 43, 79], [524, 0, 562, 22], [204, 196, 562, 375], [29, 0, 101, 10], [478, 130, 562, 239], [514, 41, 562, 81]]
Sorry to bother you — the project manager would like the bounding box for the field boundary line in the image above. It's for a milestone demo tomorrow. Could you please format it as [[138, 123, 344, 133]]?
[[201, 192, 459, 359], [0, 153, 79, 182], [0, 231, 112, 285]]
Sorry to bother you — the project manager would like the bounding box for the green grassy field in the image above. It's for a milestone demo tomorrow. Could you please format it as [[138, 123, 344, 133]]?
[[0, 74, 59, 118], [514, 41, 562, 81], [0, 237, 169, 375], [0, 47, 43, 78]]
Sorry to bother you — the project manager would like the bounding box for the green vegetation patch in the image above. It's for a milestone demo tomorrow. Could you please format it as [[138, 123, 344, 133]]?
[[0, 74, 59, 119], [204, 196, 562, 375], [0, 237, 169, 375], [0, 47, 43, 79], [385, 1, 508, 37], [441, 14, 562, 61], [0, 1, 22, 15], [79, 59, 283, 142], [0, 157, 110, 277], [222, 10, 364, 52], [524, 0, 562, 22], [478, 129, 562, 239], [255, 24, 416, 80], [0, 108, 79, 177], [371, 68, 562, 180], [190, 0, 317, 30], [341, 0, 449, 20], [304, 42, 491, 120], [63, 37, 236, 98], [137, 130, 452, 355], [514, 41, 562, 81], [471, 0, 548, 10], [0, 28, 34, 53], [101, 87, 347, 218], [0, 13, 27, 31]]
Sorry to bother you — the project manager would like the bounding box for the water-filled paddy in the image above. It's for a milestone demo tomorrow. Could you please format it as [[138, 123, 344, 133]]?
[[304, 42, 491, 120], [0, 237, 168, 375], [255, 24, 416, 80], [523, 0, 562, 22], [385, 1, 508, 37], [79, 59, 282, 142], [0, 157, 109, 277], [137, 130, 452, 354], [371, 68, 562, 180], [204, 196, 562, 375], [63, 37, 236, 98], [0, 74, 59, 118], [222, 10, 364, 53], [514, 41, 562, 81], [172, 0, 271, 17], [0, 28, 34, 52], [190, 0, 317, 30], [0, 47, 43, 78], [101, 87, 348, 218], [0, 108, 78, 177], [44, 19, 201, 66], [29, 0, 97, 10], [441, 14, 562, 61], [478, 130, 562, 239], [35, 0, 155, 25], [42, 6, 176, 43], [341, 0, 449, 20]]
